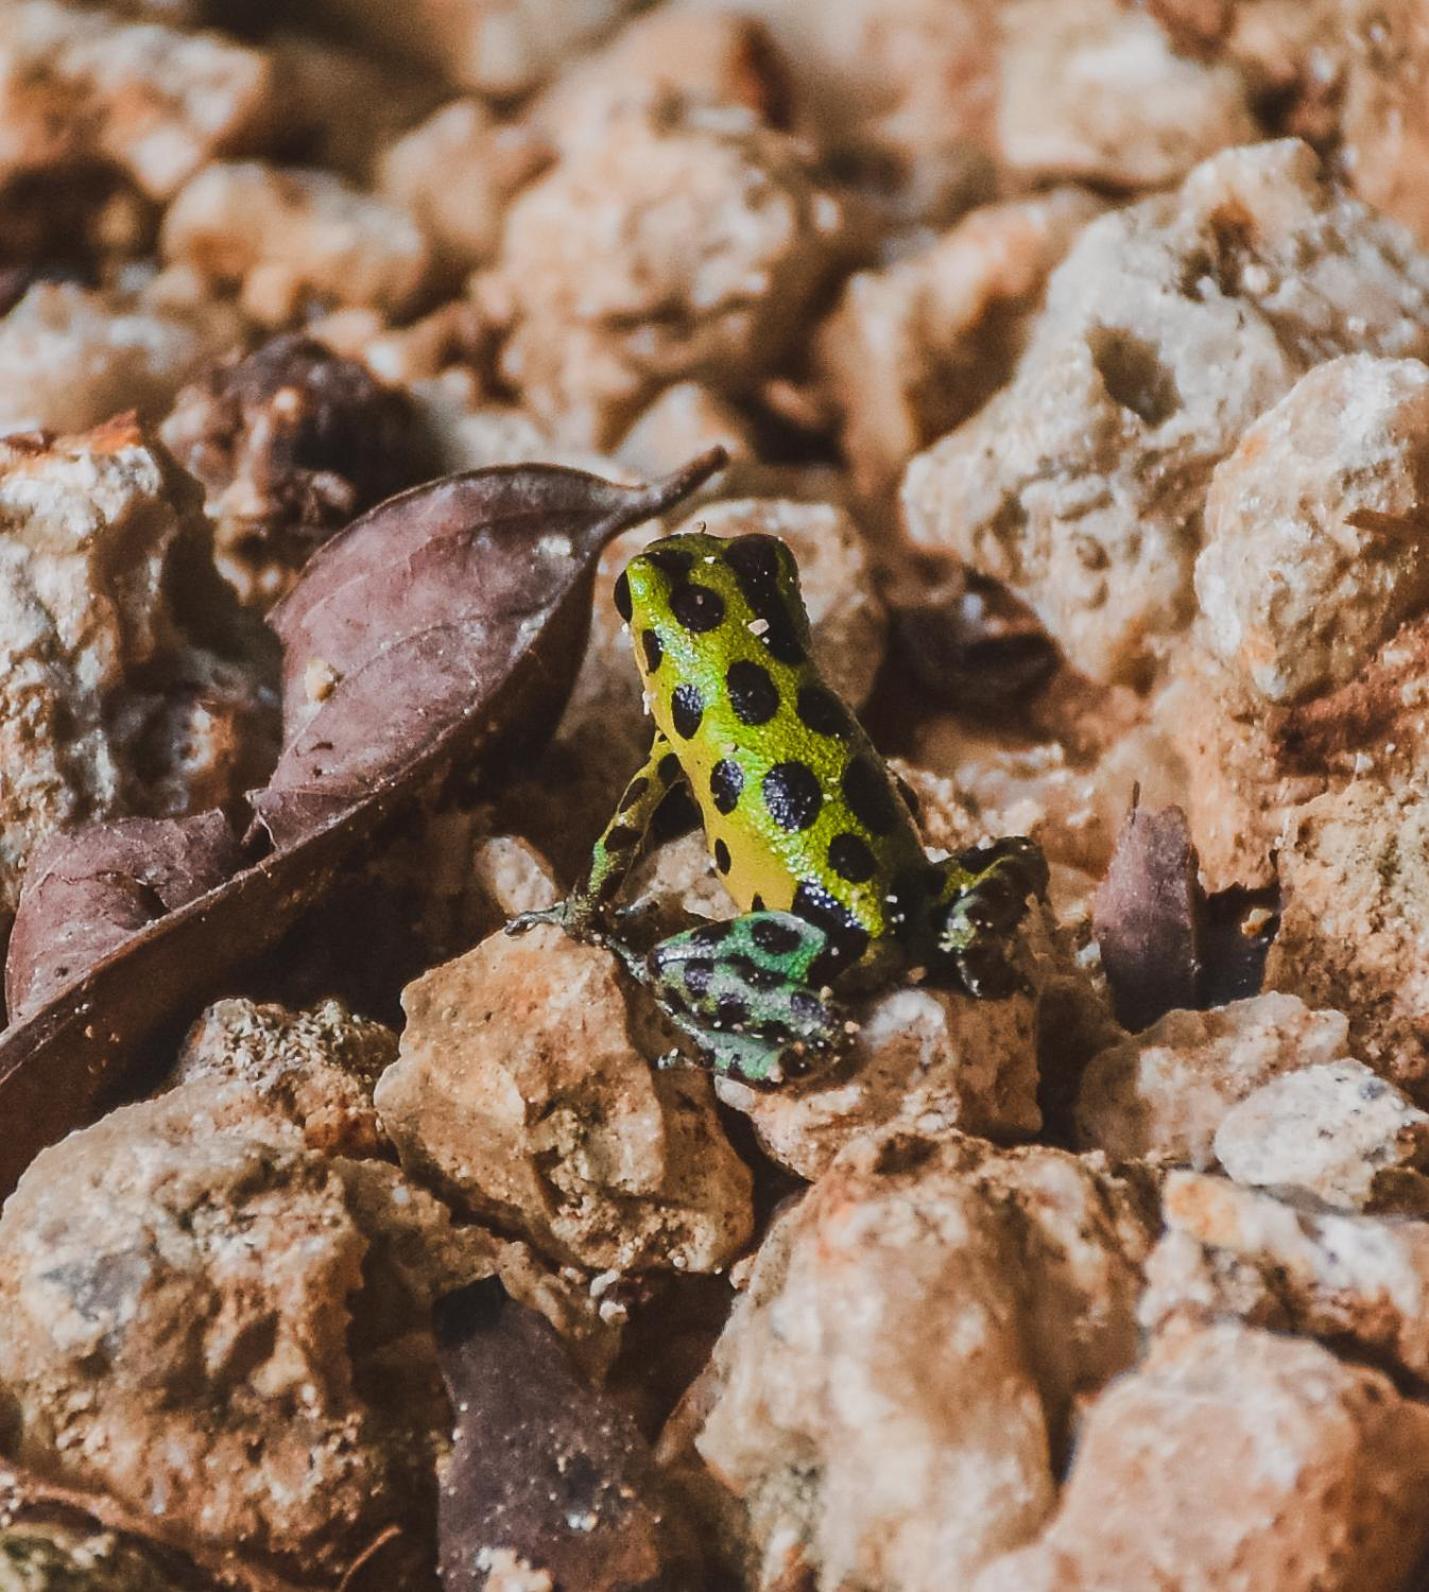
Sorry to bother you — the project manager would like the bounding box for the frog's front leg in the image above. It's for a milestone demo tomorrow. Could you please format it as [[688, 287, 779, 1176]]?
[[647, 912, 848, 1085], [510, 732, 684, 941], [932, 835, 1050, 997]]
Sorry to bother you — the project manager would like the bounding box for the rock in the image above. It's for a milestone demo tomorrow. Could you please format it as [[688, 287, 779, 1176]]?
[[718, 982, 1041, 1180], [378, 99, 547, 275], [0, 1083, 492, 1581], [694, 1129, 1156, 1591], [1144, 1171, 1429, 1384], [529, 7, 790, 156], [1214, 1059, 1429, 1211], [0, 278, 244, 437], [681, 0, 999, 225], [161, 162, 432, 326], [902, 140, 1429, 684], [817, 189, 1102, 504], [998, 0, 1256, 189], [1267, 775, 1429, 1092], [168, 996, 396, 1158], [974, 1319, 1429, 1592], [478, 93, 845, 448], [0, 0, 272, 200], [1074, 993, 1351, 1167], [374, 924, 755, 1274], [312, 0, 640, 98], [0, 416, 276, 919], [615, 383, 755, 482], [1196, 354, 1429, 705]]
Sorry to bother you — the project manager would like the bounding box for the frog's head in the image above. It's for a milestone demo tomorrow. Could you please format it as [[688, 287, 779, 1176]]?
[[612, 530, 814, 694]]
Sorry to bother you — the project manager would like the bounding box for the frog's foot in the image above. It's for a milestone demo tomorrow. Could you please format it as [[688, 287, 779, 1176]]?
[[647, 913, 849, 1086], [506, 894, 604, 943], [934, 835, 1050, 998]]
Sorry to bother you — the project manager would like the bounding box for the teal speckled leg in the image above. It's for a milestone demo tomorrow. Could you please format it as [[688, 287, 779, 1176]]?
[[933, 835, 1049, 997], [510, 733, 682, 941], [647, 912, 847, 1085]]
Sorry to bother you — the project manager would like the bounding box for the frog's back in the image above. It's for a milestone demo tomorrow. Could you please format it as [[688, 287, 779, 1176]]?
[[618, 531, 926, 963]]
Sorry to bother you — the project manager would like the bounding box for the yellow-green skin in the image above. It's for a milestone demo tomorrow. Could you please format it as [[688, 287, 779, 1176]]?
[[624, 531, 923, 971], [522, 529, 1047, 1084]]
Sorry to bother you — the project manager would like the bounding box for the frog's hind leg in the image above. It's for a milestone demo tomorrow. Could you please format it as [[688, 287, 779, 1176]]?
[[931, 835, 1049, 997], [648, 913, 847, 1085], [509, 732, 684, 940]]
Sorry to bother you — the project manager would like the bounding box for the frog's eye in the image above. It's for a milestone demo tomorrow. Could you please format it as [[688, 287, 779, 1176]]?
[[642, 545, 697, 578], [721, 535, 806, 666], [721, 534, 788, 590]]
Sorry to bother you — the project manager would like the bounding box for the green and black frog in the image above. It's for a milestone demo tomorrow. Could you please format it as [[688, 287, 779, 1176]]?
[[513, 529, 1048, 1084]]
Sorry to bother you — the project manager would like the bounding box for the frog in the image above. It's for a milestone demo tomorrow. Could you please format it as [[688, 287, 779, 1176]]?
[[512, 529, 1049, 1085]]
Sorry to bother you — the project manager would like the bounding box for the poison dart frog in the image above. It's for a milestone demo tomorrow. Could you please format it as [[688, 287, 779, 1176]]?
[[512, 530, 1049, 1085]]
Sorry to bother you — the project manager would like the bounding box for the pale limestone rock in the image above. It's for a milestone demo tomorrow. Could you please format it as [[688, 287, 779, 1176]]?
[[974, 1320, 1429, 1592], [1144, 646, 1320, 891], [817, 189, 1102, 503], [1074, 994, 1351, 1168], [0, 279, 244, 436], [1214, 1060, 1429, 1211], [691, 0, 999, 222], [0, 1083, 493, 1581], [408, 377, 624, 482], [378, 99, 547, 274], [695, 1130, 1156, 1592], [1333, 0, 1429, 244], [615, 383, 755, 482], [374, 924, 754, 1273], [1267, 776, 1429, 1090], [910, 708, 1181, 882], [902, 141, 1429, 684], [1196, 354, 1429, 705], [480, 94, 845, 448], [997, 0, 1256, 188], [313, 0, 639, 98], [529, 8, 789, 156], [161, 162, 432, 326], [1144, 1172, 1429, 1383], [467, 833, 560, 922], [0, 417, 275, 917], [169, 997, 396, 1159], [0, 0, 272, 200], [1221, 0, 1429, 246]]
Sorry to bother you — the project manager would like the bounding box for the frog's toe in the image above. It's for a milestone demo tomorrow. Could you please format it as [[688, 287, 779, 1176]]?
[[506, 897, 602, 943]]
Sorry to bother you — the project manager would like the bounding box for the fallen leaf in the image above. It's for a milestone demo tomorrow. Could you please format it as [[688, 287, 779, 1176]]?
[[0, 450, 727, 1198], [255, 455, 718, 846], [1094, 803, 1201, 1032], [435, 1280, 701, 1592], [5, 812, 243, 1022], [1095, 800, 1280, 1031]]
